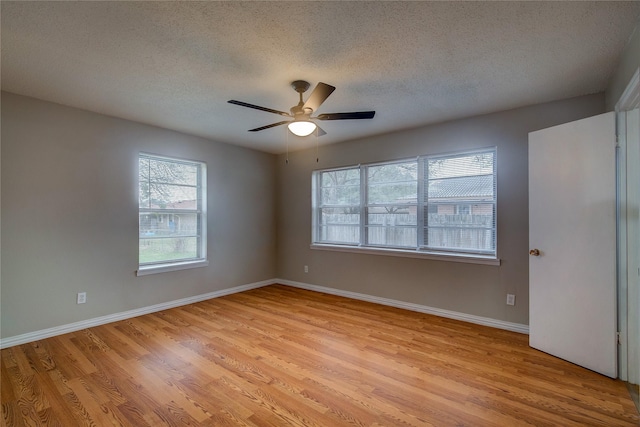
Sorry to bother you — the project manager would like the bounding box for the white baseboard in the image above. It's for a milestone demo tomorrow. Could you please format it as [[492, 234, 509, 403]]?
[[0, 279, 276, 349], [1, 277, 528, 349], [276, 279, 530, 335]]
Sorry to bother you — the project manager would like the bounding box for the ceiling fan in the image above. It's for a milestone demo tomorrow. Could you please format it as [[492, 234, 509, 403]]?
[[228, 80, 375, 137]]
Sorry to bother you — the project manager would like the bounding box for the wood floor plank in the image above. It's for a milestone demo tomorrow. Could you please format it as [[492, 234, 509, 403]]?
[[1, 401, 25, 427], [0, 356, 16, 405], [2, 284, 638, 426], [46, 335, 97, 379], [66, 376, 126, 426]]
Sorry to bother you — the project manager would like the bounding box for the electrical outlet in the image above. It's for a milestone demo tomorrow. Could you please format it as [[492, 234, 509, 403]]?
[[77, 292, 87, 304], [304, 265, 309, 273], [506, 294, 515, 306]]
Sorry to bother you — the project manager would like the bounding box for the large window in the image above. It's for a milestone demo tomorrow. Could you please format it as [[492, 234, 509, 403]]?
[[312, 148, 496, 259], [138, 153, 207, 274]]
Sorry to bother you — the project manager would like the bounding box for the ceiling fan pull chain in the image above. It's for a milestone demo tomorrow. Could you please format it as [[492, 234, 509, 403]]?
[[315, 128, 319, 163], [286, 127, 289, 164]]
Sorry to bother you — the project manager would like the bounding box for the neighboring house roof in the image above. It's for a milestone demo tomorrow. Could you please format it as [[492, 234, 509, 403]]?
[[428, 175, 494, 201]]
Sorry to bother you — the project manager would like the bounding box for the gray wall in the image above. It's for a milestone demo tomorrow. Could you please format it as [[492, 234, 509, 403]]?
[[276, 94, 605, 326], [0, 89, 612, 339], [607, 19, 640, 109], [1, 92, 277, 339]]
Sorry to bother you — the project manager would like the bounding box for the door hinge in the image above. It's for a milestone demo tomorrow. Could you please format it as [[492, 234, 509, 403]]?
[[617, 331, 622, 345]]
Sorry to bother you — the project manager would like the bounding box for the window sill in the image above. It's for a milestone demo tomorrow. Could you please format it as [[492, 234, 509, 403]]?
[[310, 244, 500, 266], [136, 259, 209, 276]]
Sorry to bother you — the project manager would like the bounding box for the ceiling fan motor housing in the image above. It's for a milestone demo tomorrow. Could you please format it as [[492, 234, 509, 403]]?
[[290, 104, 313, 118], [291, 80, 311, 94]]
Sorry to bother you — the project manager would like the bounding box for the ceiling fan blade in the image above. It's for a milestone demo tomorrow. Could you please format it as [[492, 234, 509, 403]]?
[[316, 111, 376, 120], [316, 125, 327, 136], [303, 82, 336, 112], [228, 100, 290, 117], [248, 121, 290, 132]]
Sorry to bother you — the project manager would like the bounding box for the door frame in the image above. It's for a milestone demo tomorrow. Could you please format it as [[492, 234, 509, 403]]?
[[615, 67, 639, 382]]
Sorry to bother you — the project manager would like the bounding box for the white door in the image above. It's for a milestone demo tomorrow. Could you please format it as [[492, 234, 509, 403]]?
[[528, 112, 617, 378]]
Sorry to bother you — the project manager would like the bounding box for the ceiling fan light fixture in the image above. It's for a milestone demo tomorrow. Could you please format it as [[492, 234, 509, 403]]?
[[288, 120, 317, 137]]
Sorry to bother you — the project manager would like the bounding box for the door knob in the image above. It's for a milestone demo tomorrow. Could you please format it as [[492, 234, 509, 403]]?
[[529, 249, 540, 256]]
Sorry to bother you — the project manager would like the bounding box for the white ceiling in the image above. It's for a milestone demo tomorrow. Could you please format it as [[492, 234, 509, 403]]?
[[2, 2, 639, 154]]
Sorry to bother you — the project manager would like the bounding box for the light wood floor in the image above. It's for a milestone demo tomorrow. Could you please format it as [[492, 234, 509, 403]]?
[[2, 284, 638, 426]]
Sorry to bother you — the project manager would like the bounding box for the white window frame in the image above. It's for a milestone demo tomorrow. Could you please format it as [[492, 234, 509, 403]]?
[[137, 153, 208, 276], [311, 148, 499, 265]]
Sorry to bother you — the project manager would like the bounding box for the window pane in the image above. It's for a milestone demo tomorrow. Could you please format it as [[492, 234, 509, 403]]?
[[425, 150, 496, 256], [427, 175, 494, 202], [139, 213, 200, 237], [317, 225, 360, 244], [139, 181, 150, 209], [367, 226, 417, 247], [426, 205, 494, 228], [149, 184, 198, 209], [367, 162, 417, 204], [367, 207, 417, 225], [320, 169, 360, 187], [365, 162, 417, 249], [139, 157, 150, 208], [148, 159, 198, 186], [319, 207, 360, 225], [427, 153, 494, 179], [139, 157, 150, 181], [321, 185, 360, 205], [320, 169, 360, 205], [139, 237, 199, 264], [368, 182, 417, 204], [425, 227, 494, 252], [368, 162, 417, 183], [318, 207, 359, 244]]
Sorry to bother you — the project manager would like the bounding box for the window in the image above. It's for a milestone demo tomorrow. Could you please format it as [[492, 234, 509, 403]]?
[[315, 167, 360, 244], [365, 161, 418, 248], [312, 148, 496, 260], [138, 153, 207, 275], [424, 150, 496, 255]]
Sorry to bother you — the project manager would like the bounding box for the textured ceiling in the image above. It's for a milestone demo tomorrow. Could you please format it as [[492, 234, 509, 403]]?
[[2, 2, 639, 154]]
